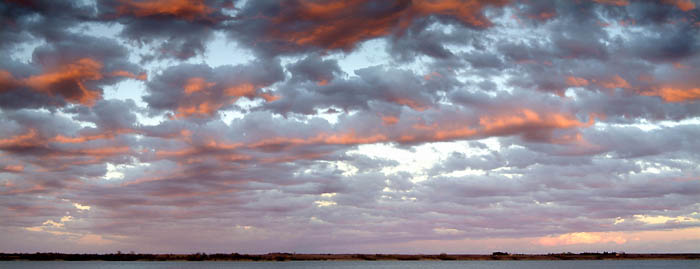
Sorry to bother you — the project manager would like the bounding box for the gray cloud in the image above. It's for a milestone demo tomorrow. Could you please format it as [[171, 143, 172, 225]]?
[[2, 0, 700, 254]]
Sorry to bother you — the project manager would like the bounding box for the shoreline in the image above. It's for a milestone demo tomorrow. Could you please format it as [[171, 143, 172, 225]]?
[[2, 253, 699, 261]]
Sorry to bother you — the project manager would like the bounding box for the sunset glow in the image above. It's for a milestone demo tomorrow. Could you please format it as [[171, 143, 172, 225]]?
[[1, 0, 699, 254]]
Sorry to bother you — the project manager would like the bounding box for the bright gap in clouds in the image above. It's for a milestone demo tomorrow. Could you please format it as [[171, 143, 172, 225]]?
[[205, 32, 255, 68], [348, 138, 500, 183], [332, 39, 392, 74]]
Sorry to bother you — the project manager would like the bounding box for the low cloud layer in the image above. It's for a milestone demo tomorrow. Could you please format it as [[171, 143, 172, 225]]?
[[1, 0, 699, 254]]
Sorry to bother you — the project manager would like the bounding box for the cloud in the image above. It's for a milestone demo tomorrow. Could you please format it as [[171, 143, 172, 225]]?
[[0, 34, 144, 109], [594, 0, 629, 7], [73, 203, 91, 211], [663, 0, 696, 11], [633, 214, 700, 225], [641, 87, 700, 102], [1, 57, 147, 106], [143, 60, 284, 119], [2, 0, 700, 254], [228, 0, 509, 55], [0, 0, 94, 48], [537, 232, 627, 246], [113, 0, 215, 21], [264, 65, 455, 115], [94, 0, 235, 61]]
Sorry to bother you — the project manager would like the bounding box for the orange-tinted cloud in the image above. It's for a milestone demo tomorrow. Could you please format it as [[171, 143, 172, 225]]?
[[642, 87, 700, 102], [51, 129, 137, 144], [246, 109, 592, 155], [566, 76, 589, 87], [0, 70, 19, 92], [2, 165, 24, 173], [1, 57, 145, 107], [224, 83, 256, 98], [382, 115, 399, 125], [412, 0, 508, 27], [259, 92, 281, 102], [249, 131, 389, 152], [663, 0, 695, 11], [316, 79, 329, 86], [593, 0, 629, 6], [110, 70, 148, 81], [479, 109, 591, 134], [115, 0, 214, 21], [322, 132, 389, 145], [176, 77, 226, 118], [173, 75, 277, 118], [596, 75, 629, 89], [432, 127, 478, 141], [0, 184, 46, 195], [269, 2, 398, 50], [52, 134, 107, 144], [527, 11, 556, 20], [175, 101, 225, 118], [155, 139, 249, 164], [423, 71, 442, 81], [23, 58, 104, 106], [155, 148, 198, 159], [266, 0, 508, 51], [202, 140, 241, 151], [672, 62, 690, 69], [76, 146, 131, 156], [391, 97, 430, 111], [0, 129, 43, 149], [184, 77, 216, 95]]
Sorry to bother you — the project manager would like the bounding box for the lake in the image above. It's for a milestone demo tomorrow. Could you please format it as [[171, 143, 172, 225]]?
[[1, 260, 699, 268]]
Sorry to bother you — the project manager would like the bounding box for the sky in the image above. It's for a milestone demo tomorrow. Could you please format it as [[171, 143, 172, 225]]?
[[1, 0, 699, 254]]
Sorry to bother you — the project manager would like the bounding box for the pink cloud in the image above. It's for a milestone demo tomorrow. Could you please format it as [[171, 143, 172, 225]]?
[[537, 232, 627, 246]]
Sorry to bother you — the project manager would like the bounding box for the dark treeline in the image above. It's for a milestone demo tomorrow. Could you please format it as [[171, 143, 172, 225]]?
[[1, 252, 699, 261]]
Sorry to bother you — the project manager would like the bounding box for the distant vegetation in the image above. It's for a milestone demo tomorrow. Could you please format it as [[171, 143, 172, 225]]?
[[0, 252, 698, 261]]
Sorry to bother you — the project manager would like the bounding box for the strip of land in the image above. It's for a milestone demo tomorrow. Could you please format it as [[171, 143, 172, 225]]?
[[1, 252, 699, 261]]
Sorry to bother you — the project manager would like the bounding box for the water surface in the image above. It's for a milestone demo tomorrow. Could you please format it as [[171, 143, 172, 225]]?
[[2, 260, 700, 269]]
